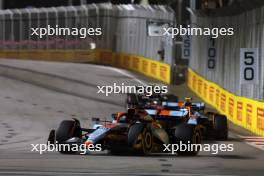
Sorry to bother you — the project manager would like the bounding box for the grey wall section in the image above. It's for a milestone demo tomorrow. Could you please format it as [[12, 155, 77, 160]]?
[[189, 6, 264, 101], [112, 5, 175, 64], [0, 3, 175, 65]]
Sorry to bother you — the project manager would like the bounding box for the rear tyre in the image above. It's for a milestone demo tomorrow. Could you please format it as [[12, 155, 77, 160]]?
[[55, 120, 82, 154], [213, 114, 228, 140], [128, 123, 153, 155], [174, 123, 201, 156], [141, 128, 153, 154]]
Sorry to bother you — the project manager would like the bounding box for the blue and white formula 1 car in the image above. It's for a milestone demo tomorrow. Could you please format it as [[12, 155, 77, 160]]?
[[47, 107, 205, 156]]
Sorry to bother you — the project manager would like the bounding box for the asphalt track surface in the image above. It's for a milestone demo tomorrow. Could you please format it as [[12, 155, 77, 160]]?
[[0, 59, 263, 176]]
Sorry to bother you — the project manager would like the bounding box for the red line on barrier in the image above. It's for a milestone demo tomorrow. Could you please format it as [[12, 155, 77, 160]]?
[[247, 104, 253, 113], [256, 118, 264, 130], [160, 66, 167, 80], [216, 90, 219, 98], [257, 108, 264, 117], [221, 94, 226, 100], [237, 102, 243, 109], [203, 83, 207, 97], [198, 79, 202, 93], [151, 63, 157, 76], [229, 98, 234, 105], [142, 60, 148, 73]]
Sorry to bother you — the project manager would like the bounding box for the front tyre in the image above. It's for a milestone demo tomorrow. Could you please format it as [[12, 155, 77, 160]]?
[[55, 120, 82, 154], [141, 128, 153, 154], [213, 114, 228, 140]]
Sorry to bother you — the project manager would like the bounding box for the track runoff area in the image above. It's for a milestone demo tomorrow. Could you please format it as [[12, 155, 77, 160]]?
[[0, 59, 263, 175]]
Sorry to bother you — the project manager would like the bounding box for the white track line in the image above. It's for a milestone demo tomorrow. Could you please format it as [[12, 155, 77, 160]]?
[[0, 171, 236, 176]]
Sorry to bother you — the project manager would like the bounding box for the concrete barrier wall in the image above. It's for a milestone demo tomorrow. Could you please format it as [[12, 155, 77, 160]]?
[[0, 4, 174, 84], [0, 4, 175, 65]]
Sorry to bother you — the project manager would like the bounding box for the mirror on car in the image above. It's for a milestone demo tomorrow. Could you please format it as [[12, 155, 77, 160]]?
[[111, 113, 117, 120], [92, 117, 100, 123]]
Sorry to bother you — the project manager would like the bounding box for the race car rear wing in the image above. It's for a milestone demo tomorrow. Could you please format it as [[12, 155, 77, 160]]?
[[191, 102, 205, 112], [145, 108, 188, 118], [161, 101, 205, 112], [162, 101, 182, 107]]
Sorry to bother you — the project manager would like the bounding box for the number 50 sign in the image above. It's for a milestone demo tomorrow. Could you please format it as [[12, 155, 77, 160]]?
[[240, 48, 259, 84]]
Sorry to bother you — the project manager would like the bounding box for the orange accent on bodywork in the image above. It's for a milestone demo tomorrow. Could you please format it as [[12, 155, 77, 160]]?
[[116, 112, 126, 122], [152, 122, 162, 128], [104, 123, 118, 128], [159, 110, 170, 116], [178, 101, 183, 107], [85, 140, 93, 146]]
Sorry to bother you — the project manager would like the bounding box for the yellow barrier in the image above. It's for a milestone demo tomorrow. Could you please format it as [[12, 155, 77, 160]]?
[[0, 49, 171, 84], [95, 50, 171, 84], [188, 68, 264, 136], [0, 50, 97, 63]]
